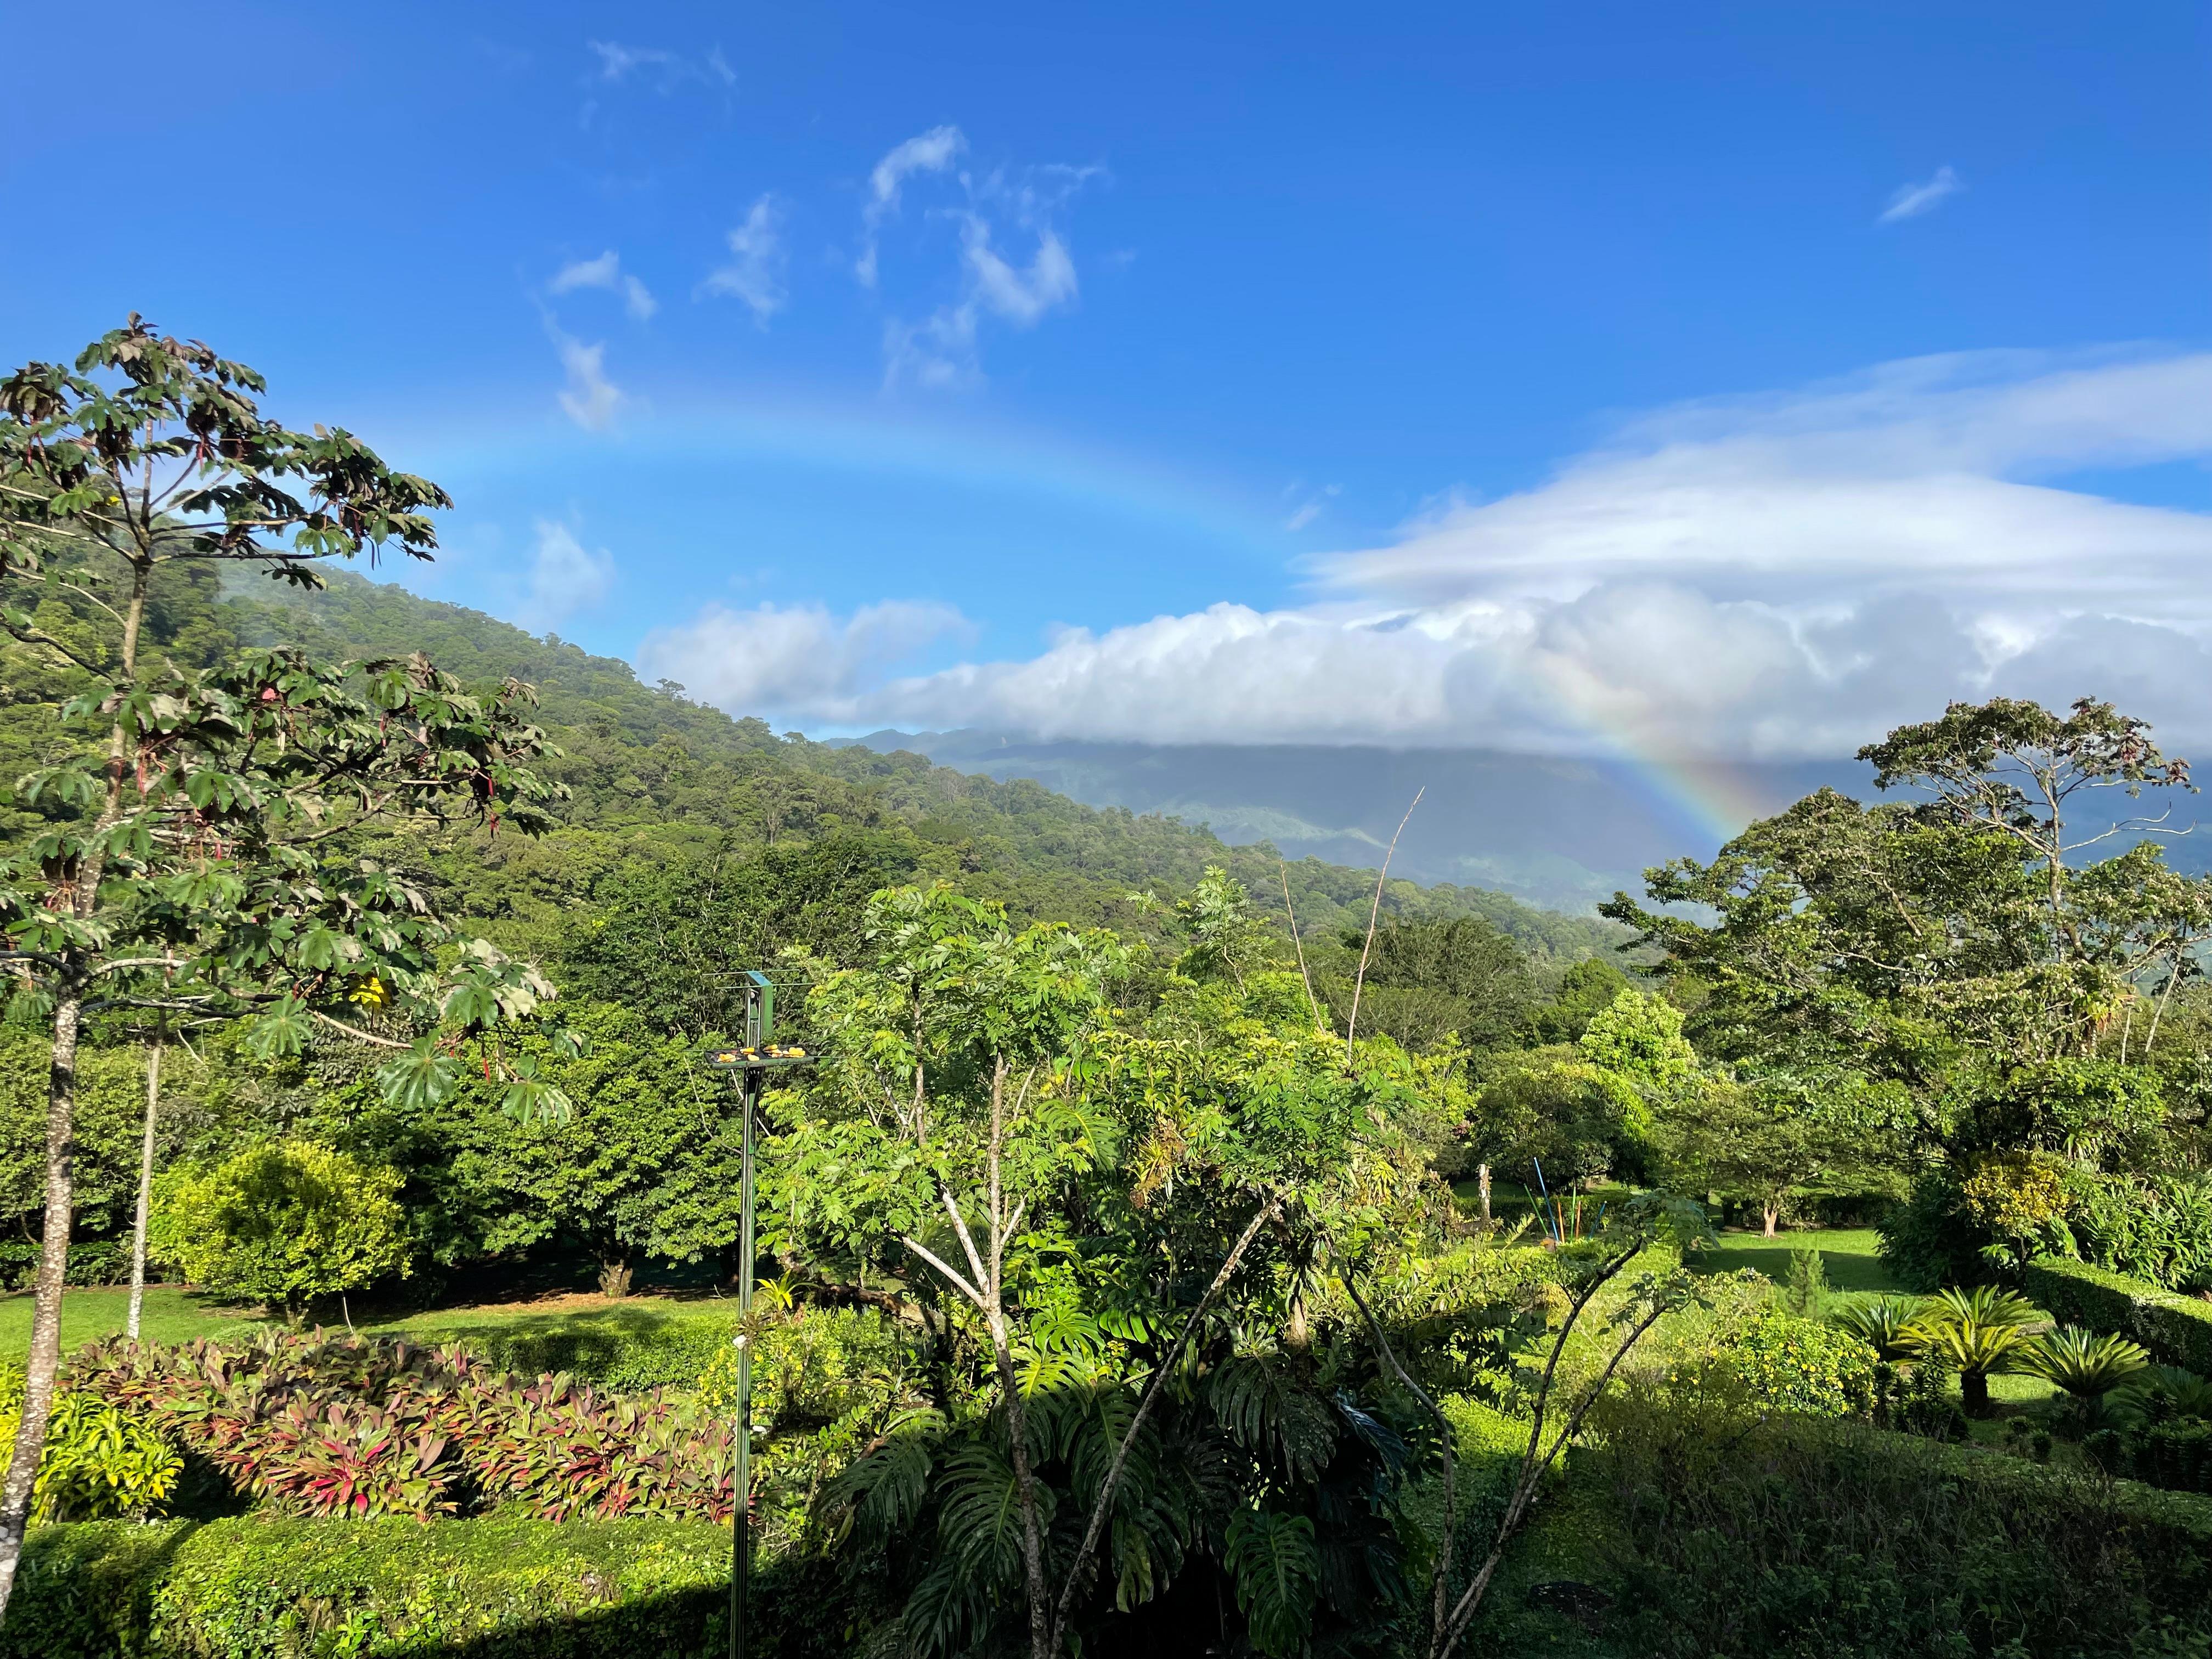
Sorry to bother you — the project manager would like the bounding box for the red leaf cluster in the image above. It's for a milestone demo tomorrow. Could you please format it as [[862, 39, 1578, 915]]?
[[71, 1329, 736, 1523]]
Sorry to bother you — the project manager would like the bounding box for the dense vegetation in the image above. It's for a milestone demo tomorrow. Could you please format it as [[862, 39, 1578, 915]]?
[[5, 321, 2212, 1656]]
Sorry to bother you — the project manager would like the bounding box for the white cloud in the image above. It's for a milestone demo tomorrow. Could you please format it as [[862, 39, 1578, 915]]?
[[550, 250, 657, 320], [701, 195, 787, 325], [550, 328, 623, 431], [517, 521, 615, 633], [1283, 484, 1341, 533], [635, 599, 971, 719], [857, 125, 966, 287], [960, 217, 1076, 324], [1878, 164, 1963, 223], [641, 347, 2212, 758], [588, 40, 732, 90]]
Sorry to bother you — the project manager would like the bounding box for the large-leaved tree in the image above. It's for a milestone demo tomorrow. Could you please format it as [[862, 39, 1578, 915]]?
[[0, 319, 567, 1619]]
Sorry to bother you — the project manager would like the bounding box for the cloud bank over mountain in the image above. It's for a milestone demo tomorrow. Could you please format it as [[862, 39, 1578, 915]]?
[[640, 347, 2212, 759]]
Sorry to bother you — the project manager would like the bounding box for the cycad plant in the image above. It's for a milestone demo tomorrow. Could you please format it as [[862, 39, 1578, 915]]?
[[2022, 1326, 2149, 1419], [1831, 1295, 1926, 1361], [1907, 1286, 2042, 1417]]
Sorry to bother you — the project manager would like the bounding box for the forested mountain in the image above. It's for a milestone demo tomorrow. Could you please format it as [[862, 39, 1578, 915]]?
[[203, 568, 1628, 968]]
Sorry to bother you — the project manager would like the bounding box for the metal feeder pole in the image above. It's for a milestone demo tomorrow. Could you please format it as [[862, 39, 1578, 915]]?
[[705, 972, 814, 1659]]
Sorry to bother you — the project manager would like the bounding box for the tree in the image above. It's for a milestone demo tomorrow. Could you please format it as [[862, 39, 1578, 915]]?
[[0, 319, 566, 1620], [1603, 697, 2212, 1108], [1523, 956, 1630, 1046], [1656, 1070, 1907, 1237], [148, 1139, 409, 1323], [1347, 1193, 1708, 1659], [1322, 915, 1538, 1053], [778, 882, 1443, 1657]]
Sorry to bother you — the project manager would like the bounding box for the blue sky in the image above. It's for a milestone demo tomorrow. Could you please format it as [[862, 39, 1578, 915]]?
[[5, 2, 2209, 757]]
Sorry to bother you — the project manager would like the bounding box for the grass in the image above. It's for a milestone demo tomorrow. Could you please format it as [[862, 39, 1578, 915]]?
[[0, 1284, 742, 1364], [1685, 1227, 1902, 1295], [0, 1286, 264, 1357]]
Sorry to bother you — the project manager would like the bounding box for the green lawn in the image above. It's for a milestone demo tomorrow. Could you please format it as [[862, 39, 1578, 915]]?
[[1686, 1227, 1901, 1295], [0, 1283, 743, 1364], [0, 1285, 265, 1356]]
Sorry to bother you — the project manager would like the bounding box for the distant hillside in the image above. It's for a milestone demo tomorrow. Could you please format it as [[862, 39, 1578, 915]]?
[[836, 727, 2212, 912], [223, 572, 1630, 965], [826, 730, 1856, 914]]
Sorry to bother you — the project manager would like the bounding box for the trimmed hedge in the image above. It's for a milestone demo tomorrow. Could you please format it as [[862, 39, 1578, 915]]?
[[419, 1312, 732, 1392], [2024, 1255, 2212, 1374], [0, 1515, 854, 1658], [1578, 1403, 2212, 1657]]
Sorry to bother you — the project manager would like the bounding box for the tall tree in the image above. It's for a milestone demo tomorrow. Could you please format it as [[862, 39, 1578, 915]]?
[[0, 319, 565, 1620]]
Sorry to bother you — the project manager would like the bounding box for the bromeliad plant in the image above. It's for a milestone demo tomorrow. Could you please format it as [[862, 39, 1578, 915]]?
[[0, 318, 572, 1616]]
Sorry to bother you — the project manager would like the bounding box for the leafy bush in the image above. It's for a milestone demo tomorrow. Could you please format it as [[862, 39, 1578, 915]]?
[[150, 1141, 411, 1321], [2023, 1255, 2212, 1375], [70, 1330, 735, 1522], [0, 1240, 129, 1291], [2067, 1170, 2212, 1294], [1877, 1173, 1986, 1291], [0, 1365, 180, 1523], [1684, 1313, 1876, 1418], [0, 1515, 855, 1659], [1592, 1396, 2212, 1656]]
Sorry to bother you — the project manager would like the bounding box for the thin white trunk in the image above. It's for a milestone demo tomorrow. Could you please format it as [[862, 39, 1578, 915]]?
[[127, 1036, 161, 1341]]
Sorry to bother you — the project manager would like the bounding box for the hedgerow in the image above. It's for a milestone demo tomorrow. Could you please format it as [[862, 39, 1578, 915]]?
[[0, 1515, 865, 1659], [2023, 1255, 2212, 1375]]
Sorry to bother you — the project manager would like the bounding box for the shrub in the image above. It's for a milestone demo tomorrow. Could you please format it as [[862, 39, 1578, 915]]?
[[2020, 1326, 2149, 1401], [1591, 1397, 2212, 1657], [1830, 1294, 1925, 1361], [0, 1365, 181, 1523], [2066, 1170, 2212, 1293], [0, 1515, 861, 1659], [1906, 1285, 2041, 1416], [2023, 1255, 2212, 1375], [0, 1240, 129, 1291], [1877, 1173, 1985, 1290], [150, 1141, 411, 1321], [69, 1330, 736, 1522], [1672, 1313, 1875, 1419]]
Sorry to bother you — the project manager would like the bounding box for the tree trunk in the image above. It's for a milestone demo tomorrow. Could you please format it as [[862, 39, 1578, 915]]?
[[1762, 1199, 1780, 1239], [0, 993, 83, 1617], [127, 1034, 161, 1341], [1961, 1368, 1990, 1418], [995, 1331, 1053, 1659], [1477, 1163, 1492, 1228]]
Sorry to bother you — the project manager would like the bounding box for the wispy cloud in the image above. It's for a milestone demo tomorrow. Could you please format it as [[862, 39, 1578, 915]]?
[[517, 520, 616, 632], [644, 349, 2212, 758], [587, 40, 735, 89], [857, 125, 966, 287], [1283, 483, 1341, 533], [550, 250, 657, 320], [863, 135, 1098, 389], [700, 195, 787, 326], [549, 326, 623, 431], [1878, 164, 1963, 224]]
